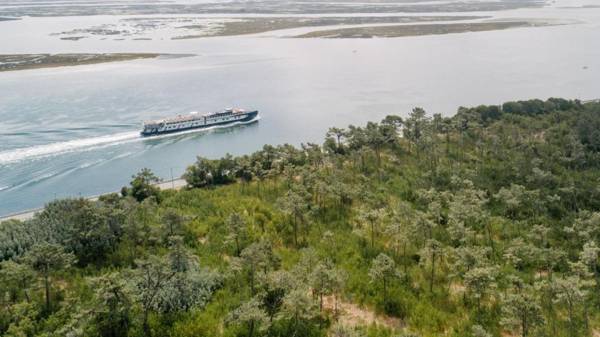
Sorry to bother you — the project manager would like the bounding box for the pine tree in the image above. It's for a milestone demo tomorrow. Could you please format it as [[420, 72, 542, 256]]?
[[500, 278, 543, 337], [235, 241, 277, 295], [280, 288, 318, 336], [356, 208, 386, 248], [464, 266, 497, 311], [24, 243, 75, 313], [0, 260, 35, 303], [369, 253, 400, 298], [225, 212, 248, 256], [227, 297, 269, 337], [419, 239, 443, 293], [90, 272, 132, 337]]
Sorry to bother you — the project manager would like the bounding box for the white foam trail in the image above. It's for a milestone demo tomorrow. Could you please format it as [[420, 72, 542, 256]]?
[[77, 158, 106, 169], [0, 131, 140, 165], [0, 116, 260, 165], [4, 171, 63, 192]]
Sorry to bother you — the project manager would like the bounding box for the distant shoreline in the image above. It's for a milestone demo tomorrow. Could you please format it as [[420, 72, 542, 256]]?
[[0, 53, 164, 72], [0, 0, 543, 17], [294, 21, 550, 39], [168, 15, 485, 39]]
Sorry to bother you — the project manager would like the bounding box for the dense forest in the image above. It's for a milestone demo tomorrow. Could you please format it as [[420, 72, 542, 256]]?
[[3, 98, 600, 337]]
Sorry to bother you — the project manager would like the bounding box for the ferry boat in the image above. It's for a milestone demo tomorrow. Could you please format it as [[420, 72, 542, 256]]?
[[141, 108, 259, 136]]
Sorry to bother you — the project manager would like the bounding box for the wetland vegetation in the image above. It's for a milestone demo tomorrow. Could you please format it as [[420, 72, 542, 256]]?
[[0, 54, 162, 72], [50, 16, 485, 41], [295, 21, 548, 39], [171, 16, 485, 39]]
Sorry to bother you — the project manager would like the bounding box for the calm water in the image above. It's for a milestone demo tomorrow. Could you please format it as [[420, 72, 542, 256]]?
[[1, 2, 600, 215]]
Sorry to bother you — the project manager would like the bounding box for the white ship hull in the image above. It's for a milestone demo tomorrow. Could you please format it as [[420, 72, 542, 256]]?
[[141, 109, 258, 136]]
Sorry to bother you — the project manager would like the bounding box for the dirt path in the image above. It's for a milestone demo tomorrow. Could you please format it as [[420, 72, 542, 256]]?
[[322, 295, 402, 329]]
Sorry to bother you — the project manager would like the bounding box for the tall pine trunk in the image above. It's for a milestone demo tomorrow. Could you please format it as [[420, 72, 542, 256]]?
[[429, 252, 436, 293], [44, 273, 51, 312]]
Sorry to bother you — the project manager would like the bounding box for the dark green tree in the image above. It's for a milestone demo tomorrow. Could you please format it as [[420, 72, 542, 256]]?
[[90, 272, 132, 337], [24, 243, 75, 313], [227, 297, 269, 337], [225, 212, 248, 256], [128, 168, 161, 202], [0, 260, 35, 303], [369, 253, 399, 298]]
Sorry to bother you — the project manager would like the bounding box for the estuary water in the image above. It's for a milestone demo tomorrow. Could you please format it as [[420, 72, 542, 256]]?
[[1, 1, 600, 215]]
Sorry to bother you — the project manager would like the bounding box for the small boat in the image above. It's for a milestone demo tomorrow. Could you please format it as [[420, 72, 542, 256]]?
[[141, 108, 259, 136]]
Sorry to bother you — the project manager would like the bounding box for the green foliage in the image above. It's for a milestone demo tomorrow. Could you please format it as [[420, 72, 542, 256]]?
[[500, 279, 544, 337], [225, 212, 248, 256], [369, 253, 400, 299], [24, 243, 76, 313], [0, 260, 35, 303], [3, 98, 600, 337], [183, 154, 248, 188], [226, 297, 269, 337], [129, 241, 221, 337], [577, 104, 600, 152], [126, 168, 161, 202], [89, 273, 132, 337]]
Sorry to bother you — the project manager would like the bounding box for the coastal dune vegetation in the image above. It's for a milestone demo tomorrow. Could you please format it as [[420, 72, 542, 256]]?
[[3, 98, 600, 337], [168, 16, 485, 39], [45, 16, 553, 41], [0, 54, 162, 72], [293, 21, 545, 39]]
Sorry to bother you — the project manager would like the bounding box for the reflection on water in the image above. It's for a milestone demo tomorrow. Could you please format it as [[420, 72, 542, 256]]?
[[0, 0, 600, 215]]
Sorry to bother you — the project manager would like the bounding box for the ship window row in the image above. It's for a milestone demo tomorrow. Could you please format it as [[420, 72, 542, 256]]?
[[208, 116, 236, 121], [165, 119, 202, 126], [163, 121, 207, 130], [161, 115, 241, 130]]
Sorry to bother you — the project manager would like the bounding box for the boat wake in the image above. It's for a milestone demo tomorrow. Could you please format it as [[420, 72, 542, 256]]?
[[0, 116, 260, 165], [0, 131, 140, 165]]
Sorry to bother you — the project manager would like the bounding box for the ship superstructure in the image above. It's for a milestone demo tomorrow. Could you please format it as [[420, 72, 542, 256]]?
[[141, 108, 259, 136]]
